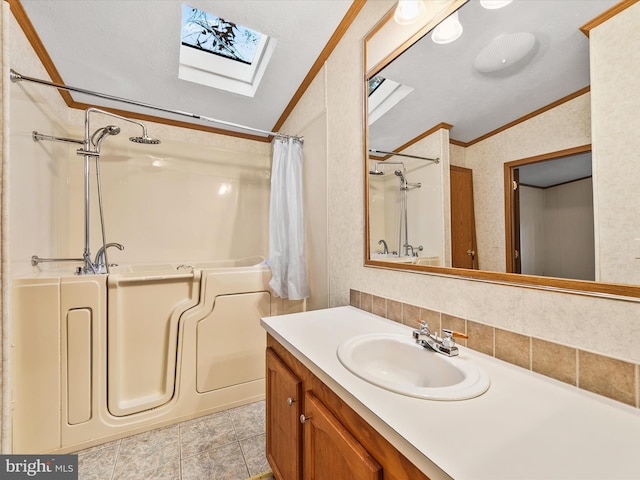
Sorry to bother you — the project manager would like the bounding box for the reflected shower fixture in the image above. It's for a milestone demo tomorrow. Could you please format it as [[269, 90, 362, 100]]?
[[394, 0, 426, 25], [369, 163, 385, 175], [432, 11, 463, 44]]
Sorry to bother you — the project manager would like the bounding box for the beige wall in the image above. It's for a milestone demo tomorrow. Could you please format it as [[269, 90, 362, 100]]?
[[287, 0, 640, 368], [590, 1, 640, 286]]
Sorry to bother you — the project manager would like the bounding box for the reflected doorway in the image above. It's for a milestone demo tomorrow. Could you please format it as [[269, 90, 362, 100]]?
[[450, 166, 478, 269], [505, 146, 595, 281]]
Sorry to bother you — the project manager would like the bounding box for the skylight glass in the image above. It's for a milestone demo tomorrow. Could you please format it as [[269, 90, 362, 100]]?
[[178, 4, 276, 97], [181, 5, 261, 65], [368, 76, 386, 96], [368, 76, 414, 125]]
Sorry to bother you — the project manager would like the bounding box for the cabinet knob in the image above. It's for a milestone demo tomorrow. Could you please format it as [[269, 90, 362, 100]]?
[[287, 397, 296, 406], [300, 414, 311, 424]]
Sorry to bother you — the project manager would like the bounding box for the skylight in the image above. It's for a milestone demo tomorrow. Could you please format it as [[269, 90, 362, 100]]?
[[179, 4, 276, 97], [368, 76, 414, 125]]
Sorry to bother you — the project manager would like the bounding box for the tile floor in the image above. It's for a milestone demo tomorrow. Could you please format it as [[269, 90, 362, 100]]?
[[75, 400, 275, 480]]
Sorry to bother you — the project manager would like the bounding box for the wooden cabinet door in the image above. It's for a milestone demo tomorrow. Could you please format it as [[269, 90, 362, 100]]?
[[302, 391, 382, 480], [266, 348, 302, 480]]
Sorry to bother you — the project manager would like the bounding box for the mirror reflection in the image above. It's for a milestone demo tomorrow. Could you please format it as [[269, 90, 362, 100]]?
[[366, 0, 619, 283]]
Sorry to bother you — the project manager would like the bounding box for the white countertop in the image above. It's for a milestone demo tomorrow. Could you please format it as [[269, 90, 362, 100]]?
[[261, 306, 640, 480]]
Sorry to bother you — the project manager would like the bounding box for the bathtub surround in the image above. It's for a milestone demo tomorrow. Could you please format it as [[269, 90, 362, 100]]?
[[350, 289, 640, 408]]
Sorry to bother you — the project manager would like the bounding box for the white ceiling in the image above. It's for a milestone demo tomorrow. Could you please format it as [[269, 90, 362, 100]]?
[[19, 0, 354, 138], [369, 0, 618, 150], [518, 152, 592, 188]]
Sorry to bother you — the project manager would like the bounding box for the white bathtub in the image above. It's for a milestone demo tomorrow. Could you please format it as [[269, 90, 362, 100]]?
[[11, 257, 305, 453]]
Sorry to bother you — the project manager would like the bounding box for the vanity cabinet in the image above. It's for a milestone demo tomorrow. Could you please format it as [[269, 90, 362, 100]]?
[[266, 335, 430, 480], [266, 348, 302, 480]]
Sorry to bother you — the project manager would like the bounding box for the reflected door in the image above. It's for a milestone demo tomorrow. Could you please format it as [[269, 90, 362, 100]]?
[[450, 166, 478, 269]]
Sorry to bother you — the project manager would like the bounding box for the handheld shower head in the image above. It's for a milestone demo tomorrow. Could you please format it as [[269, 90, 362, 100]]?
[[394, 169, 406, 183], [91, 125, 120, 148]]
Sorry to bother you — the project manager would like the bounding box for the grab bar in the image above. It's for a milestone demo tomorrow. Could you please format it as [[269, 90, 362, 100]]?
[[32, 131, 84, 145], [31, 255, 84, 266], [111, 273, 197, 284]]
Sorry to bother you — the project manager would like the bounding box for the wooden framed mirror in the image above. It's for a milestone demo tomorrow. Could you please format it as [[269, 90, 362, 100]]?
[[363, 0, 640, 300]]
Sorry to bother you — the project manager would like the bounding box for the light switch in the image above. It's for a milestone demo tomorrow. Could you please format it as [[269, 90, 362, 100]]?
[[635, 238, 640, 259]]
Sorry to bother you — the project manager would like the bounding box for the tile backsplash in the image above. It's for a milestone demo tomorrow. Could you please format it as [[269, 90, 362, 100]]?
[[350, 289, 640, 409]]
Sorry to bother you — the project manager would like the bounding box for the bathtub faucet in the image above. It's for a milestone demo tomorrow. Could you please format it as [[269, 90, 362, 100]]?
[[94, 242, 124, 273]]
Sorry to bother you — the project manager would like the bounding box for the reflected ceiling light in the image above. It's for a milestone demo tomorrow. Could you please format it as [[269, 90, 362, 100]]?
[[473, 32, 536, 73], [394, 0, 426, 25], [431, 11, 463, 45], [480, 0, 513, 9]]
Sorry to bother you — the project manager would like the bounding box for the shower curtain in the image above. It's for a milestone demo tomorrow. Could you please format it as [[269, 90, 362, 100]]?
[[267, 137, 309, 300]]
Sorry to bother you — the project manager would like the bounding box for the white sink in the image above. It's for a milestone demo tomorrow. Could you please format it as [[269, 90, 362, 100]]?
[[337, 333, 490, 400]]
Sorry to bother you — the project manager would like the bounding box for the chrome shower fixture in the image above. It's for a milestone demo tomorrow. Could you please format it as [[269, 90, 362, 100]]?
[[369, 163, 385, 175], [91, 125, 121, 149], [77, 108, 161, 275], [130, 135, 161, 145]]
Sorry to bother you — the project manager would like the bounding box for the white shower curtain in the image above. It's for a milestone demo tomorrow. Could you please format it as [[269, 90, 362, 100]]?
[[267, 137, 309, 300]]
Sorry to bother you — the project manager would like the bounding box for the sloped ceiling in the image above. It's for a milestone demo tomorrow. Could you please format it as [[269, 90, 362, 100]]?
[[17, 0, 358, 139]]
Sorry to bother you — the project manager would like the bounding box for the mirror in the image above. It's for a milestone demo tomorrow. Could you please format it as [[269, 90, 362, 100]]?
[[364, 0, 640, 299]]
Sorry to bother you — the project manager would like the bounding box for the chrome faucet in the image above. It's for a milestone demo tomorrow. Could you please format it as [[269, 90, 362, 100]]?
[[412, 321, 468, 357], [404, 244, 423, 257], [378, 239, 389, 254], [93, 242, 124, 272]]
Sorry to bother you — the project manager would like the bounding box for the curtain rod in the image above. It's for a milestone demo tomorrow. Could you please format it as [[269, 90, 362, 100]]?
[[369, 148, 439, 164], [9, 69, 301, 141]]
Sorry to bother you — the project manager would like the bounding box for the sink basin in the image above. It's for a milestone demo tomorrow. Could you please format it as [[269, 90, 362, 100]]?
[[337, 333, 490, 400]]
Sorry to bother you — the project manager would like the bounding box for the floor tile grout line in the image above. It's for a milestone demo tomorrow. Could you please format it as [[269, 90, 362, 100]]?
[[178, 420, 183, 480], [109, 440, 122, 480], [238, 437, 252, 477]]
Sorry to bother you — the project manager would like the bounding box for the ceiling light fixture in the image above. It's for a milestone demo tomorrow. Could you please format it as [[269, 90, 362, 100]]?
[[394, 0, 426, 25], [480, 0, 514, 10], [473, 32, 536, 73], [431, 11, 463, 45]]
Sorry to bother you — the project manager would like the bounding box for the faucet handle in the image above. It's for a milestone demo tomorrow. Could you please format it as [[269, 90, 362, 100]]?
[[441, 329, 468, 348], [441, 328, 468, 339], [418, 321, 430, 332], [412, 321, 430, 342]]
